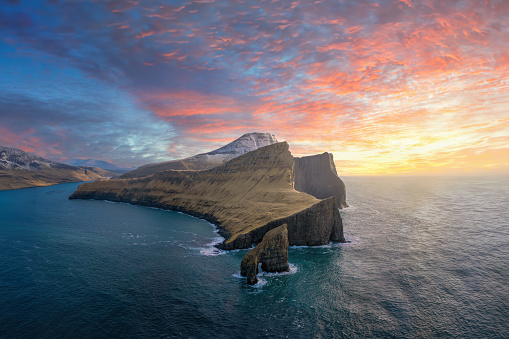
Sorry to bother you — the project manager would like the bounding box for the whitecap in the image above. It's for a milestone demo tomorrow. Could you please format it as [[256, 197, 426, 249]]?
[[260, 263, 298, 276], [232, 263, 298, 288], [232, 272, 243, 279], [251, 278, 267, 288], [200, 236, 227, 256], [289, 243, 333, 250], [289, 238, 357, 250]]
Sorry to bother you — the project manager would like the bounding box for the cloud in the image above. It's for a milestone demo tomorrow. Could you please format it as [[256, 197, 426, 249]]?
[[0, 0, 508, 174], [0, 89, 176, 166]]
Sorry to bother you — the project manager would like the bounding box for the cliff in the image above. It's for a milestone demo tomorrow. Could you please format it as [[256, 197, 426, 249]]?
[[294, 152, 348, 209], [240, 225, 290, 285], [0, 146, 115, 191], [70, 142, 345, 249], [120, 132, 278, 178]]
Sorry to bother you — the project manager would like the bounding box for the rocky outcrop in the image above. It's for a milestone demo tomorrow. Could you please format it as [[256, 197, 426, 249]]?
[[120, 132, 278, 179], [70, 142, 345, 249], [240, 225, 290, 285], [294, 152, 348, 209], [0, 146, 116, 191]]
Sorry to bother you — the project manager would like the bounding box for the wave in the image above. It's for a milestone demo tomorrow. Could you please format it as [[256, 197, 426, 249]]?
[[90, 199, 229, 255], [200, 236, 226, 256], [232, 263, 298, 288], [262, 263, 298, 276], [289, 241, 353, 250]]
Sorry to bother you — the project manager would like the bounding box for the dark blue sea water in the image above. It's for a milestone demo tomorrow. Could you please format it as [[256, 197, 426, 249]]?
[[1, 177, 508, 338]]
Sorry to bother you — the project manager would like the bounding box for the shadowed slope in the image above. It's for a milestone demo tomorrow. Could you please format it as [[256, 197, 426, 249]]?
[[294, 152, 348, 208]]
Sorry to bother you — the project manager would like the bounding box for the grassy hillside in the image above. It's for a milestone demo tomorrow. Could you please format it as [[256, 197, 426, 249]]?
[[70, 142, 325, 246]]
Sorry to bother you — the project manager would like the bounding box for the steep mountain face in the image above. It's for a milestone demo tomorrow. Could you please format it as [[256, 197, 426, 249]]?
[[70, 142, 345, 249], [119, 132, 278, 179], [68, 159, 134, 174], [0, 146, 115, 191], [1, 146, 57, 171], [294, 152, 348, 209]]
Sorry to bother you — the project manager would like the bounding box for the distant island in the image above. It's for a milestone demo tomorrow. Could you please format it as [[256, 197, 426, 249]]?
[[0, 146, 118, 191], [69, 133, 348, 284]]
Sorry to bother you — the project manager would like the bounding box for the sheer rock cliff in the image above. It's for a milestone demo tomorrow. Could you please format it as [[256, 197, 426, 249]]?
[[294, 152, 348, 209]]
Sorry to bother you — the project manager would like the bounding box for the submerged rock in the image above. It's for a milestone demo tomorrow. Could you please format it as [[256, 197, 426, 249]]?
[[241, 224, 290, 285]]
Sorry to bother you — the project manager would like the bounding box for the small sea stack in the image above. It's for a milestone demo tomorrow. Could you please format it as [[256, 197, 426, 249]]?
[[240, 224, 290, 285]]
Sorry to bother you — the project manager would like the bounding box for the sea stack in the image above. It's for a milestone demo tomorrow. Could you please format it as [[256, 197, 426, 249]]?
[[240, 224, 290, 285]]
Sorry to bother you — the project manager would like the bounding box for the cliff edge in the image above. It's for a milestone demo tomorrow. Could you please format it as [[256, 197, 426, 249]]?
[[294, 152, 348, 209], [70, 142, 345, 249]]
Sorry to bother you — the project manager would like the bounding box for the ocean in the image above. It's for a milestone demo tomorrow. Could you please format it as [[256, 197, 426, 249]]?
[[0, 177, 508, 338]]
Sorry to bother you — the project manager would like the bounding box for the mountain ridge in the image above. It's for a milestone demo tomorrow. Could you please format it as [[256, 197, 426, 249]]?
[[119, 132, 278, 178], [0, 146, 117, 191]]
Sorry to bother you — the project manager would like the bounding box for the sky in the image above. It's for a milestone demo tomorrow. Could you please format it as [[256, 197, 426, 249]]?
[[1, 0, 508, 175]]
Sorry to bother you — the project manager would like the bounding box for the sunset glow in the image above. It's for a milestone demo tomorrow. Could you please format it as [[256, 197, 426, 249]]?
[[1, 0, 508, 175]]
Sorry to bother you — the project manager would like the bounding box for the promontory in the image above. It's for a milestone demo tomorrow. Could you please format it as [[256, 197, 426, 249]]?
[[70, 141, 346, 250]]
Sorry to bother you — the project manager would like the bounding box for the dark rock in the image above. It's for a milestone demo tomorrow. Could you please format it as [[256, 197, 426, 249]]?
[[240, 224, 290, 285], [221, 196, 345, 250], [294, 152, 348, 208]]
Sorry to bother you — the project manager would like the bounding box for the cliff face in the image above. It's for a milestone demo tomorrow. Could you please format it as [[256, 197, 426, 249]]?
[[0, 146, 115, 191], [70, 142, 345, 249], [294, 152, 348, 209], [120, 132, 278, 179], [240, 225, 290, 285], [220, 196, 344, 250]]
